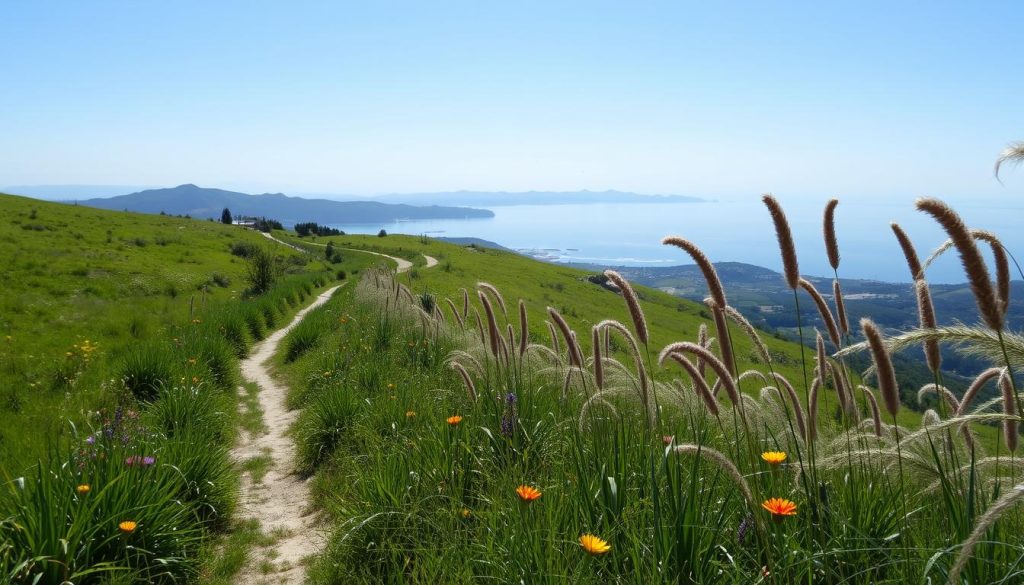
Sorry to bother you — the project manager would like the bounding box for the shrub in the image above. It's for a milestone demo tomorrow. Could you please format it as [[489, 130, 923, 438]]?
[[245, 248, 277, 295], [295, 388, 361, 473], [228, 241, 258, 258], [118, 343, 177, 401]]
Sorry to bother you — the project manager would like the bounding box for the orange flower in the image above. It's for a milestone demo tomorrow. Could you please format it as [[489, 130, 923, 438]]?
[[762, 498, 797, 520], [516, 484, 542, 502], [118, 520, 138, 534], [406, 410, 416, 418], [579, 533, 611, 555], [761, 451, 787, 466], [460, 507, 471, 519], [75, 484, 90, 495], [447, 415, 463, 426]]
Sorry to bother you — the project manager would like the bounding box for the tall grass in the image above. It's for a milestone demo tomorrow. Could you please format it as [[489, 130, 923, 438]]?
[[287, 197, 1023, 584]]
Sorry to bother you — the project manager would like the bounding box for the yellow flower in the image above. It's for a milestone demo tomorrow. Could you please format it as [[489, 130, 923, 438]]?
[[188, 358, 197, 365], [118, 520, 138, 534], [761, 451, 787, 466], [460, 507, 471, 519], [447, 415, 463, 426], [405, 410, 416, 418], [516, 484, 542, 502], [579, 533, 611, 555], [76, 484, 90, 495], [762, 497, 797, 521]]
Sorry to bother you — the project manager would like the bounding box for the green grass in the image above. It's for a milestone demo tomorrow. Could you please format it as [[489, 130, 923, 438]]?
[[273, 238, 1022, 583], [0, 193, 369, 583]]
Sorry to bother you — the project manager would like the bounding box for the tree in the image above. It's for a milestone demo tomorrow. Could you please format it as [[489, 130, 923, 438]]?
[[995, 141, 1024, 181], [221, 208, 233, 225], [377, 229, 387, 237]]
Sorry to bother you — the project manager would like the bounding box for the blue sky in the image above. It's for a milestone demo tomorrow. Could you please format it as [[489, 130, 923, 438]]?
[[2, 1, 1023, 198]]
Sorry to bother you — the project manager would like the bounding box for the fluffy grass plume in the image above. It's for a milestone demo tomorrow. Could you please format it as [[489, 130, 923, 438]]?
[[762, 193, 800, 289], [916, 198, 1003, 331]]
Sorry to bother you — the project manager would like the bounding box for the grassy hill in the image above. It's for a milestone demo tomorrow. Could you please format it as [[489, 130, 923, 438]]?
[[0, 193, 325, 471]]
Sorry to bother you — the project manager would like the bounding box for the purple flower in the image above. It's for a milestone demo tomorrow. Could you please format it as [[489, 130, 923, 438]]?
[[737, 514, 753, 545], [500, 392, 518, 438], [85, 435, 95, 445], [142, 456, 156, 466]]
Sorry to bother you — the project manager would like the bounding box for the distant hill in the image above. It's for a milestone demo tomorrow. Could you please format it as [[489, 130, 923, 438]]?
[[4, 184, 158, 200], [583, 260, 1022, 382], [369, 190, 705, 207], [76, 184, 494, 225]]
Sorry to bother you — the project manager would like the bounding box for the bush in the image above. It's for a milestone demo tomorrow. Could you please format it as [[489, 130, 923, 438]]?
[[295, 388, 361, 473], [228, 241, 259, 258], [245, 248, 277, 295], [336, 270, 347, 280], [118, 343, 177, 401]]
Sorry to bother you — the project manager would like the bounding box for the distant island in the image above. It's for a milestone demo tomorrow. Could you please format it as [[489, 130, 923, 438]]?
[[366, 190, 705, 207], [67, 184, 495, 226]]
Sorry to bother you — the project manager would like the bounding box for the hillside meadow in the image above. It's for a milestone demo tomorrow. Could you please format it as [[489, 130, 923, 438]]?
[[1, 193, 1022, 583]]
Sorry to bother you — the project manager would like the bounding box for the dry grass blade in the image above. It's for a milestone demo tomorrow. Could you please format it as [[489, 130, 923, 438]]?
[[673, 444, 754, 509], [948, 483, 1024, 584], [548, 307, 583, 368], [823, 198, 840, 270], [1000, 369, 1019, 452], [916, 384, 960, 413], [773, 372, 807, 440], [890, 222, 924, 281], [799, 278, 841, 348], [592, 326, 603, 389], [860, 386, 883, 437], [445, 297, 466, 330], [861, 319, 899, 417], [661, 236, 727, 308], [833, 279, 850, 336], [518, 299, 529, 356], [762, 193, 800, 289], [915, 280, 942, 373], [662, 352, 719, 416], [477, 282, 508, 318], [837, 326, 1024, 371], [958, 367, 1005, 415], [994, 140, 1024, 180], [603, 270, 649, 345], [724, 305, 770, 364], [451, 362, 477, 402], [916, 198, 1002, 331]]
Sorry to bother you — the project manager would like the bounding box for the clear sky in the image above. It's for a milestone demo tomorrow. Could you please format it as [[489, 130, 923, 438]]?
[[2, 1, 1023, 198]]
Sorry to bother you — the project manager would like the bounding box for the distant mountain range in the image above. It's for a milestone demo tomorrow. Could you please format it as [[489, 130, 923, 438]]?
[[68, 184, 494, 226], [6, 185, 705, 207], [362, 190, 705, 207]]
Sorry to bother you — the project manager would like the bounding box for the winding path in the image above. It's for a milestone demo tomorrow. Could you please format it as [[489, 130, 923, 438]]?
[[260, 231, 434, 272], [232, 285, 341, 584], [230, 239, 434, 582]]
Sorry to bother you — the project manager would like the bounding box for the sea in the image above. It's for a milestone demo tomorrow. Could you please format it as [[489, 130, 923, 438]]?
[[328, 195, 1024, 284]]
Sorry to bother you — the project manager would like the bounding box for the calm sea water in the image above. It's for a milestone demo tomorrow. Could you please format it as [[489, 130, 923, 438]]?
[[329, 195, 1024, 284]]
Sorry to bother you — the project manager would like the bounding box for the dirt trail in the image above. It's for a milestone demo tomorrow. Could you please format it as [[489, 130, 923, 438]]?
[[232, 285, 341, 584]]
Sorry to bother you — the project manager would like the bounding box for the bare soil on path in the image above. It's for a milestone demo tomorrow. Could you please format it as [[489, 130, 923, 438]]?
[[232, 285, 341, 584]]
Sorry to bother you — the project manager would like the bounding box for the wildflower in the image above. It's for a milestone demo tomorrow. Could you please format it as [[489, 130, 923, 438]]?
[[662, 435, 675, 446], [761, 451, 787, 466], [460, 507, 471, 519], [188, 358, 197, 365], [579, 533, 611, 555], [762, 497, 797, 521], [142, 456, 156, 466], [76, 484, 91, 495], [500, 393, 518, 438], [387, 383, 395, 389], [406, 410, 416, 419], [118, 520, 137, 534], [736, 514, 753, 545], [85, 435, 95, 445], [447, 415, 463, 426], [192, 376, 200, 384], [516, 484, 542, 502]]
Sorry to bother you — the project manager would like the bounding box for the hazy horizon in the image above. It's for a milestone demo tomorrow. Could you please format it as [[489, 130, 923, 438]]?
[[3, 2, 1023, 198]]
